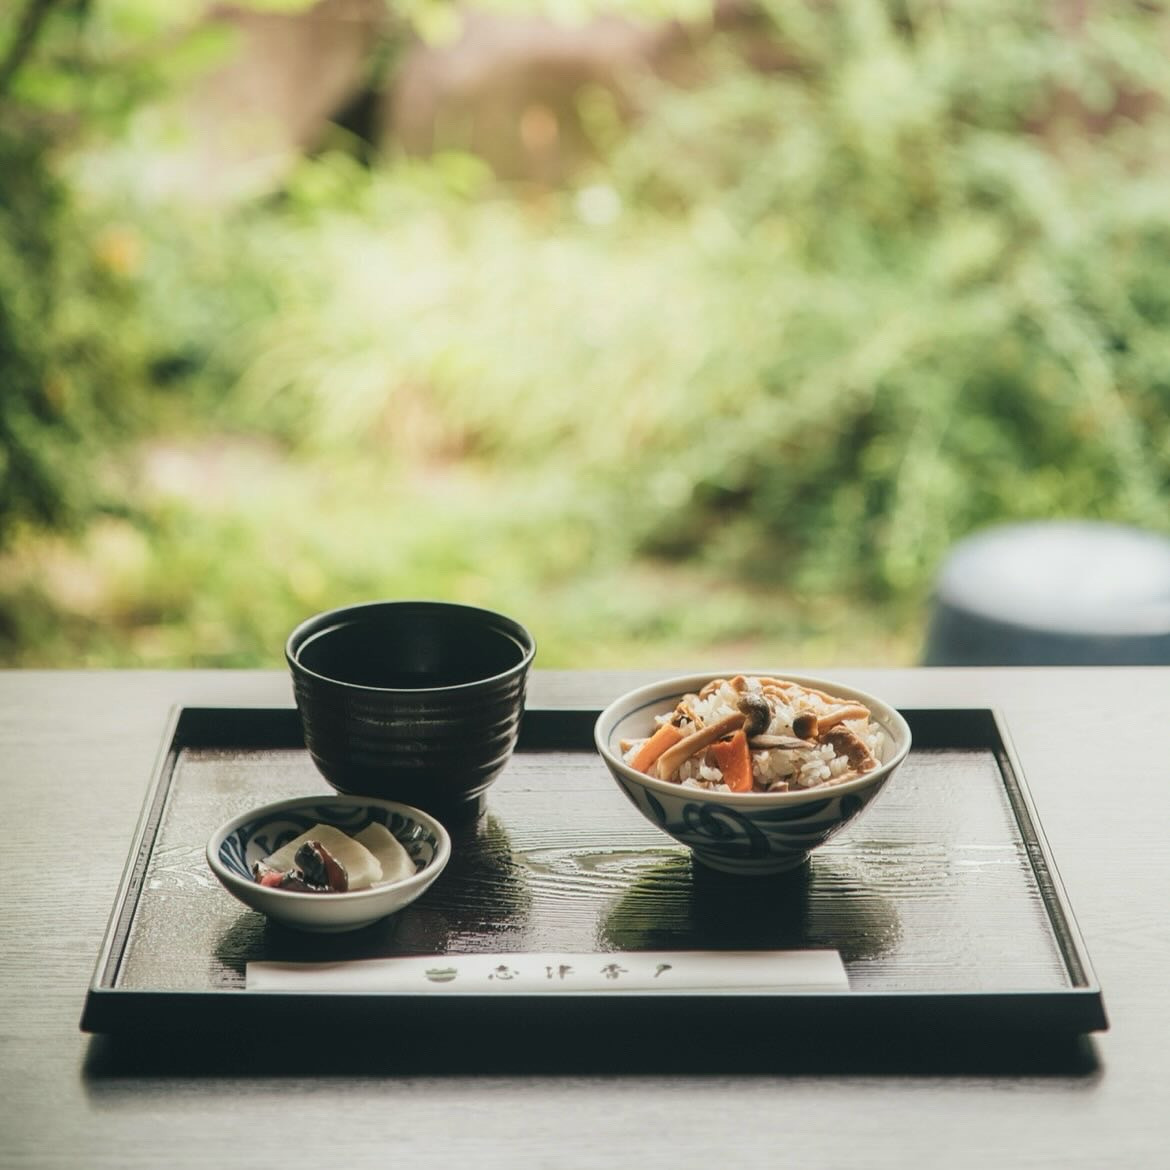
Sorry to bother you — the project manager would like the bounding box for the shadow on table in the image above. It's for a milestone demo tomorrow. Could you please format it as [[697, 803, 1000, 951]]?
[[82, 1025, 1100, 1082]]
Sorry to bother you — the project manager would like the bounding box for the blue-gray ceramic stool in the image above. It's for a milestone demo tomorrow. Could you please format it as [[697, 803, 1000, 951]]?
[[923, 521, 1170, 665]]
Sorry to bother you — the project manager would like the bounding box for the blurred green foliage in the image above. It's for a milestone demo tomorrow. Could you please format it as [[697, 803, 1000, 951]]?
[[609, 0, 1170, 596], [0, 0, 231, 546], [0, 15, 124, 545], [3, 0, 1170, 666]]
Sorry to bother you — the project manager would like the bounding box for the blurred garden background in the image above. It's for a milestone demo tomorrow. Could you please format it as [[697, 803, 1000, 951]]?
[[3, 0, 1170, 670]]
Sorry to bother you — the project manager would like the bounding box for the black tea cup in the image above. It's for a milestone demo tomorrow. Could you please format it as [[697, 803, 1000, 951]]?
[[286, 600, 535, 824]]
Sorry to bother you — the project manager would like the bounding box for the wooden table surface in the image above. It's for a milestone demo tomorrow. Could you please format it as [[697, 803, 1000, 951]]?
[[2, 667, 1168, 1168]]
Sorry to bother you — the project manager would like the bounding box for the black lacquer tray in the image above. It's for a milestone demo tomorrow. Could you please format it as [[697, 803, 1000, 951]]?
[[82, 706, 1107, 1043]]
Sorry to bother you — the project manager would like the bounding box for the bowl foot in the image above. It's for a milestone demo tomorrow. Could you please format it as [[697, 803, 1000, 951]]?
[[692, 850, 810, 877], [433, 791, 489, 827]]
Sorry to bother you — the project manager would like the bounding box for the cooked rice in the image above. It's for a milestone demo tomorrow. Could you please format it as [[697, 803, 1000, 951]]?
[[623, 675, 885, 794]]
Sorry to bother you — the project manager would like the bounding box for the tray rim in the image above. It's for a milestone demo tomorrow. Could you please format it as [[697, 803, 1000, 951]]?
[[81, 703, 1108, 1036]]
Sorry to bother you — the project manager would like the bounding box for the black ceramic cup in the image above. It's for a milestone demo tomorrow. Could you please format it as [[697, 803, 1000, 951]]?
[[286, 600, 535, 824]]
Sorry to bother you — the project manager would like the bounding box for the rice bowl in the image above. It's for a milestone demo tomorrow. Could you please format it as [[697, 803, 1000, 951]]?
[[595, 672, 912, 875], [621, 674, 887, 794]]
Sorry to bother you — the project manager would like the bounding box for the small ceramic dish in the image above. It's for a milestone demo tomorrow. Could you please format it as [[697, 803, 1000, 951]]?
[[595, 672, 912, 876], [206, 795, 451, 932]]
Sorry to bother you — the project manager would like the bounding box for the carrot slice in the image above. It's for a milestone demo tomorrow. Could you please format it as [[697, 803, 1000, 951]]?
[[630, 722, 685, 774], [710, 729, 754, 793]]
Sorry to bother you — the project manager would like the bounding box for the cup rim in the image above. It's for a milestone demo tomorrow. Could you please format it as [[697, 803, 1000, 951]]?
[[285, 598, 536, 693]]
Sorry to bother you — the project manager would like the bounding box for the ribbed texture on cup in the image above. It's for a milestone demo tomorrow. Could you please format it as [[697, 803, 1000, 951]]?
[[286, 601, 534, 822], [292, 671, 528, 808]]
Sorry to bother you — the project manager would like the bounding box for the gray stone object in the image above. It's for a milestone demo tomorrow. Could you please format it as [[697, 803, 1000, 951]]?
[[923, 521, 1170, 665]]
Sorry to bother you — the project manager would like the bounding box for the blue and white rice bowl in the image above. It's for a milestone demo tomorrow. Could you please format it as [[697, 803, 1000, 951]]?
[[594, 672, 912, 876], [207, 795, 451, 932]]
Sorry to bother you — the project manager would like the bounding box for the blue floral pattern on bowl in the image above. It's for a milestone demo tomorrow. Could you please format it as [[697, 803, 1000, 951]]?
[[595, 672, 912, 876], [207, 796, 451, 932], [218, 802, 440, 881], [613, 774, 884, 874]]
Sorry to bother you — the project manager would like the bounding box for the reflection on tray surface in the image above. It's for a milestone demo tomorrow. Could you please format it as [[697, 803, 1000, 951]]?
[[599, 853, 901, 962], [119, 733, 1069, 1000]]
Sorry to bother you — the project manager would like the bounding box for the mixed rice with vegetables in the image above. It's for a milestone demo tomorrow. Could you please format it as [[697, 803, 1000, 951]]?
[[621, 675, 886, 794]]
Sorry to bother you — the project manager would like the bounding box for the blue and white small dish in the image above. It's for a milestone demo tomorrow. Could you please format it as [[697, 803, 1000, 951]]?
[[594, 672, 912, 876], [207, 795, 451, 932]]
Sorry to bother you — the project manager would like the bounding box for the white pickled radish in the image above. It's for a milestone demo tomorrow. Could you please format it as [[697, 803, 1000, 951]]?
[[262, 823, 383, 890], [354, 822, 416, 885]]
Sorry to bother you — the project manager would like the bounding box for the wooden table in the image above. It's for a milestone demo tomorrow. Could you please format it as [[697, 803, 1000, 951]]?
[[2, 667, 1168, 1168]]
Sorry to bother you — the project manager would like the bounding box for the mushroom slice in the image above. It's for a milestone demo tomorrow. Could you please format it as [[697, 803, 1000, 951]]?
[[781, 681, 842, 705], [793, 703, 871, 740], [819, 703, 872, 730], [749, 734, 816, 751], [655, 712, 746, 779], [792, 711, 819, 739], [818, 726, 878, 773], [736, 693, 773, 736], [673, 697, 704, 729]]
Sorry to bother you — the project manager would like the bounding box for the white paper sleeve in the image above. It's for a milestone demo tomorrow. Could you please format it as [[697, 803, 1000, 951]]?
[[247, 950, 847, 993]]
